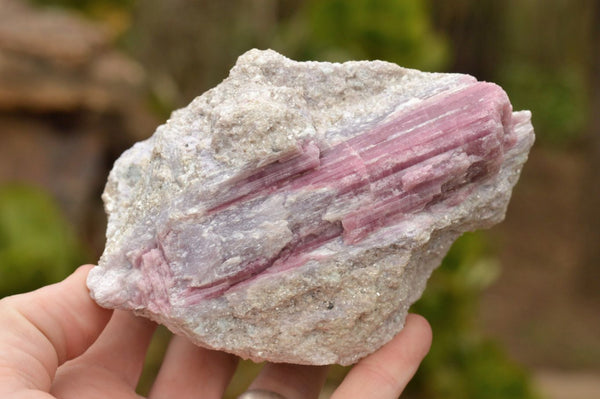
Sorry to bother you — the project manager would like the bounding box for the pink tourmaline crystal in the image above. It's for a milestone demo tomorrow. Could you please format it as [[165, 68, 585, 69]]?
[[87, 49, 534, 365]]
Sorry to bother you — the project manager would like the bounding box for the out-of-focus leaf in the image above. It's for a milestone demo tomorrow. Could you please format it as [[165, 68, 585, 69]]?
[[0, 184, 85, 297], [497, 62, 588, 145], [275, 0, 450, 71], [407, 232, 540, 399]]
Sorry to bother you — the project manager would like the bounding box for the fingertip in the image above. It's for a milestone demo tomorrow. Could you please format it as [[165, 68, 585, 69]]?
[[69, 310, 156, 389], [149, 336, 239, 399], [0, 265, 114, 393], [14, 265, 113, 363], [405, 313, 433, 358], [57, 263, 114, 324], [74, 264, 95, 276], [331, 313, 432, 399]]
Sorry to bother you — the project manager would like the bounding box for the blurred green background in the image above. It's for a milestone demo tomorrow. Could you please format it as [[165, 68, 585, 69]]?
[[1, 0, 599, 398]]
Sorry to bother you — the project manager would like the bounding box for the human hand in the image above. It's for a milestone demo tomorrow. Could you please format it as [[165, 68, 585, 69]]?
[[0, 265, 431, 399]]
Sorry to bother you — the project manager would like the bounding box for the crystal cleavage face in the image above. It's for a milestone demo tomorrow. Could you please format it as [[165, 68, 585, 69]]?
[[87, 49, 534, 365]]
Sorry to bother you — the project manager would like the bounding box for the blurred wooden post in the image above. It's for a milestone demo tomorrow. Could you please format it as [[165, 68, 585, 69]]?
[[580, 0, 600, 301], [429, 0, 505, 79]]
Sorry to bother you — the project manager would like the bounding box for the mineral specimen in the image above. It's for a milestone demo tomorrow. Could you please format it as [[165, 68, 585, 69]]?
[[87, 49, 534, 365]]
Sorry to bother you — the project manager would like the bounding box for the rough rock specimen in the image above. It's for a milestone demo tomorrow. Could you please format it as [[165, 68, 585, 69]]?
[[87, 49, 535, 365]]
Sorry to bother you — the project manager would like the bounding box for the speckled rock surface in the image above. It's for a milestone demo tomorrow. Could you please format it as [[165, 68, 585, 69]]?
[[87, 49, 534, 365]]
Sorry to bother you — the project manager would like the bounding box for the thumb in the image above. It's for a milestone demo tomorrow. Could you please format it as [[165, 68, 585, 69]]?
[[0, 265, 112, 395]]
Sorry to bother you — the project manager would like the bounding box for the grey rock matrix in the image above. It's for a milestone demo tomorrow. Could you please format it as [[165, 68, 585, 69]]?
[[87, 49, 534, 365]]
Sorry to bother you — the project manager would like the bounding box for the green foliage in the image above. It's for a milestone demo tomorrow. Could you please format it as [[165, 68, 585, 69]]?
[[0, 185, 85, 298], [497, 62, 588, 146], [275, 0, 449, 71], [407, 233, 539, 399]]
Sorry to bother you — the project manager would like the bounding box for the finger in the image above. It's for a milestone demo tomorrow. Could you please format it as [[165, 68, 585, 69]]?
[[149, 335, 238, 399], [50, 310, 156, 398], [68, 310, 157, 388], [331, 314, 432, 399], [245, 363, 329, 399], [0, 265, 112, 395]]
